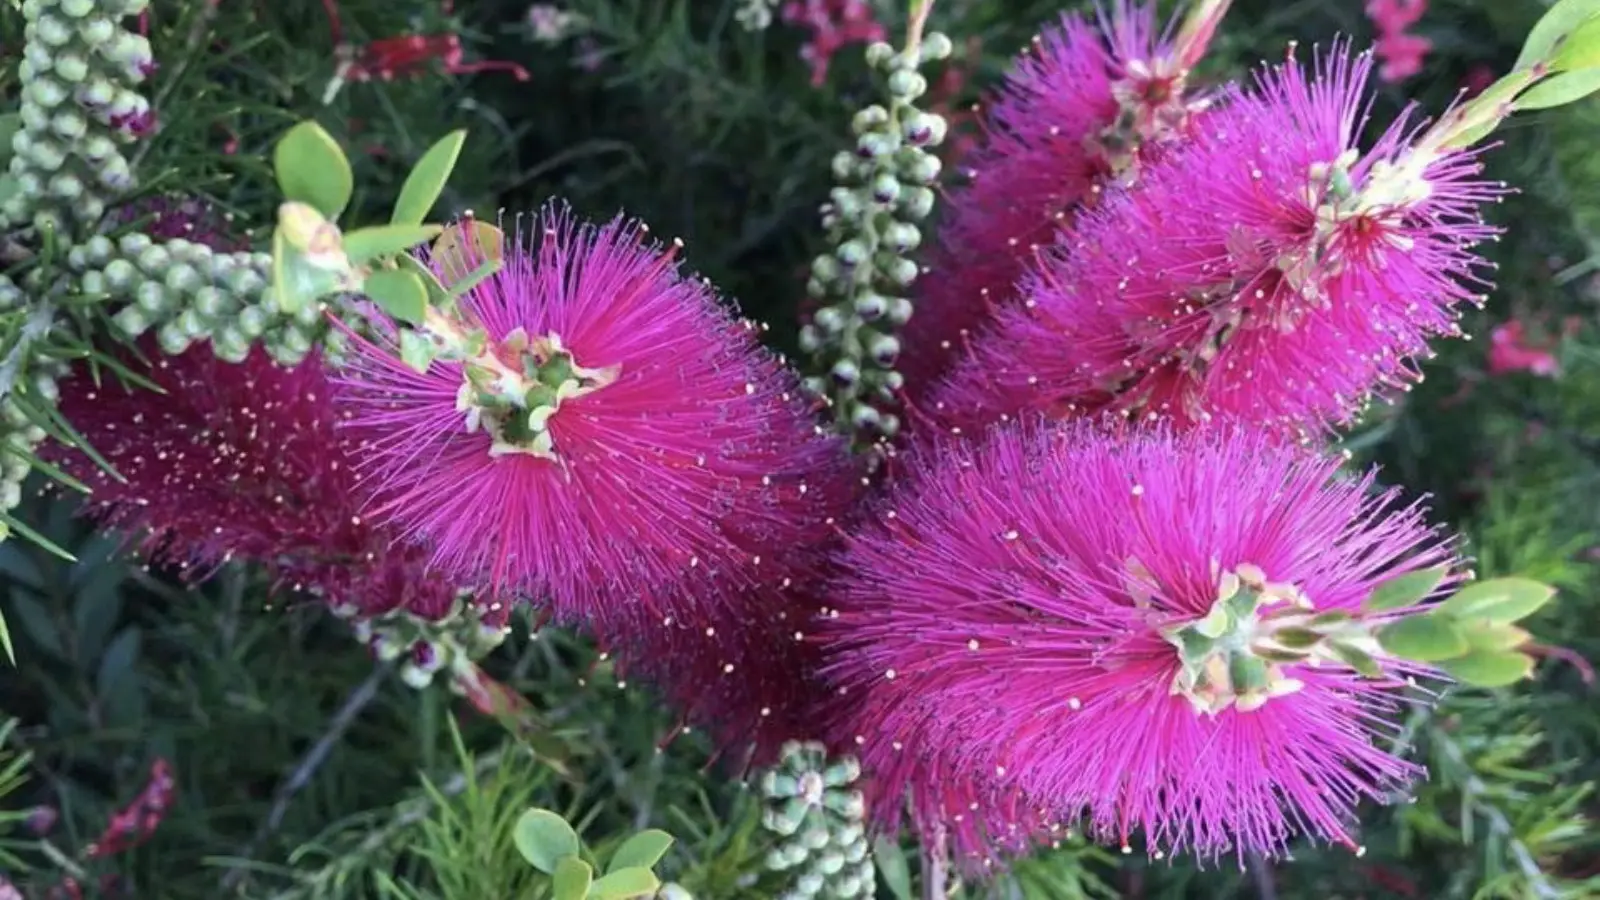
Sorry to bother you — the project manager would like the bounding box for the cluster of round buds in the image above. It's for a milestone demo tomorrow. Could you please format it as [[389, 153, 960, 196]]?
[[3, 0, 154, 237], [733, 0, 779, 30], [0, 362, 68, 537], [66, 232, 326, 366], [336, 591, 511, 689], [654, 884, 693, 900], [797, 32, 951, 447], [759, 741, 873, 899]]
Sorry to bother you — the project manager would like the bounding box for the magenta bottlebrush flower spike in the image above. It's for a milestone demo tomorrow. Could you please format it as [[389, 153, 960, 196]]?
[[896, 0, 1230, 396], [821, 421, 1458, 863], [928, 45, 1507, 439], [334, 203, 854, 633], [43, 343, 463, 623]]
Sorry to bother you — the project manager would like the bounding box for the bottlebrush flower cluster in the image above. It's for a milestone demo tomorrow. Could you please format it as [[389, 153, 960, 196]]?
[[895, 0, 1223, 394], [927, 47, 1504, 440], [819, 423, 1457, 863]]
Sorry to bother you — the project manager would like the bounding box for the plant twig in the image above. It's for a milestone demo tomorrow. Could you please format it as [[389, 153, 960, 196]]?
[[1248, 852, 1277, 900], [921, 823, 949, 900], [219, 661, 392, 892]]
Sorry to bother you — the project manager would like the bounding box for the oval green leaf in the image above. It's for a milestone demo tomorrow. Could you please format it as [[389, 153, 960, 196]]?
[[553, 855, 594, 900], [607, 830, 674, 873], [1516, 68, 1600, 110], [361, 269, 430, 326], [515, 809, 582, 874], [1434, 577, 1556, 624], [1460, 621, 1531, 653], [273, 121, 353, 221], [587, 866, 661, 899], [431, 220, 505, 287], [1363, 566, 1449, 613], [1436, 649, 1535, 688], [1515, 0, 1600, 70], [1552, 12, 1600, 71], [392, 130, 467, 226], [873, 835, 914, 900], [269, 227, 304, 315], [343, 224, 444, 267], [1377, 614, 1469, 663]]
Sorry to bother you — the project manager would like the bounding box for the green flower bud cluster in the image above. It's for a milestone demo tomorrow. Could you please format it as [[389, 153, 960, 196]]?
[[3, 0, 154, 238], [336, 592, 511, 690], [760, 742, 873, 899], [734, 0, 779, 30], [67, 233, 327, 366], [655, 883, 693, 900], [0, 362, 68, 539], [798, 32, 952, 448]]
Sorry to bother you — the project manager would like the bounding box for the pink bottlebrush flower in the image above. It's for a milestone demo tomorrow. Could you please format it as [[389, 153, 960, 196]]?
[[898, 1, 1221, 401], [45, 343, 463, 622], [820, 421, 1457, 863], [597, 576, 831, 767], [334, 204, 854, 635], [1487, 320, 1559, 377], [1367, 0, 1431, 84], [83, 758, 175, 859], [1374, 31, 1432, 83], [782, 0, 886, 87], [927, 47, 1505, 440], [108, 194, 251, 253]]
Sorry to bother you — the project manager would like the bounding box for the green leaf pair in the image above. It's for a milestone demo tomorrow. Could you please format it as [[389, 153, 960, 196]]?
[[513, 809, 672, 900], [1375, 577, 1557, 688]]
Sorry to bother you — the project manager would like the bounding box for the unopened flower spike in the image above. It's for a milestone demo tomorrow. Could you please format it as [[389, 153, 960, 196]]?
[[797, 0, 951, 452], [898, 0, 1231, 398], [761, 741, 875, 899]]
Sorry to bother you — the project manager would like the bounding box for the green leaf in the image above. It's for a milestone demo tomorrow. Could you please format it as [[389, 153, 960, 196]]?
[[1328, 640, 1381, 677], [95, 628, 141, 701], [1363, 566, 1449, 613], [1552, 12, 1600, 70], [1459, 621, 1531, 652], [447, 256, 501, 298], [515, 809, 581, 874], [1378, 614, 1469, 663], [0, 511, 75, 562], [342, 224, 444, 267], [270, 227, 302, 315], [874, 835, 913, 900], [0, 612, 14, 667], [273, 121, 353, 220], [1515, 68, 1600, 109], [398, 330, 436, 374], [362, 269, 430, 326], [1515, 0, 1600, 70], [552, 855, 593, 900], [607, 830, 674, 873], [1271, 626, 1322, 650], [431, 220, 504, 288], [392, 130, 467, 226], [1438, 116, 1504, 151], [0, 113, 18, 169], [587, 867, 660, 899], [1434, 577, 1556, 624], [1436, 649, 1535, 688]]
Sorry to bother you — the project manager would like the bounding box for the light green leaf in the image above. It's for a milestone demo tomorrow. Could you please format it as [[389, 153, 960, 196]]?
[[587, 866, 660, 899], [1553, 13, 1600, 70], [0, 611, 14, 667], [270, 227, 302, 315], [1377, 614, 1469, 663], [1363, 566, 1449, 613], [1515, 0, 1600, 70], [342, 224, 443, 267], [1434, 577, 1556, 624], [1436, 649, 1535, 688], [873, 835, 913, 900], [431, 220, 504, 288], [399, 330, 436, 374], [553, 855, 593, 900], [392, 130, 467, 226], [515, 809, 581, 874], [607, 830, 674, 873], [1459, 621, 1531, 652], [362, 269, 430, 326], [1329, 640, 1381, 676], [272, 121, 354, 220], [1438, 116, 1505, 151], [1515, 68, 1600, 109]]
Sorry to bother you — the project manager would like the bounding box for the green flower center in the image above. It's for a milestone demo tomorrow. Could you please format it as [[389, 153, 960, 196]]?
[[453, 328, 619, 461]]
